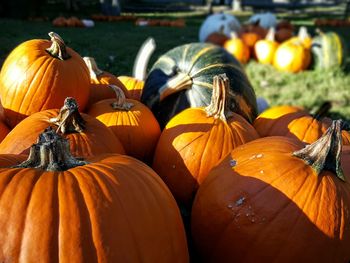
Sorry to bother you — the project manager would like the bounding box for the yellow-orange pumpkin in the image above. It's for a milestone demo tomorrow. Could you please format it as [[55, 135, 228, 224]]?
[[117, 75, 144, 101], [223, 32, 250, 64], [254, 27, 279, 65]]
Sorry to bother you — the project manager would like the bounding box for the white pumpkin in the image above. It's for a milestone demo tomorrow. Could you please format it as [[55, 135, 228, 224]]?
[[199, 13, 241, 42], [247, 12, 277, 29]]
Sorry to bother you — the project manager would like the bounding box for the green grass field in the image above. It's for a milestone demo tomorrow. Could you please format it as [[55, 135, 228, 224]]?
[[1, 5, 350, 120]]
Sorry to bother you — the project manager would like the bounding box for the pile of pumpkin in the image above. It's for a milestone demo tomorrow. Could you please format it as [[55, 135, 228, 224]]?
[[201, 13, 347, 73], [0, 31, 349, 262]]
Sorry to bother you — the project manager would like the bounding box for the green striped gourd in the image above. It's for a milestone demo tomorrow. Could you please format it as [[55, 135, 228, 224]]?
[[311, 30, 347, 69], [140, 43, 257, 128]]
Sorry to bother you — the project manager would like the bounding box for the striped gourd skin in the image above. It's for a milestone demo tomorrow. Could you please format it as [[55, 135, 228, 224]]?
[[141, 43, 257, 128], [311, 32, 347, 69]]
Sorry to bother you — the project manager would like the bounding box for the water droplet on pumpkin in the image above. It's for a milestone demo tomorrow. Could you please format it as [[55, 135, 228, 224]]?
[[172, 165, 176, 169], [235, 197, 245, 206], [230, 159, 237, 167], [251, 218, 255, 223], [227, 204, 233, 208], [260, 170, 264, 174], [256, 153, 263, 158]]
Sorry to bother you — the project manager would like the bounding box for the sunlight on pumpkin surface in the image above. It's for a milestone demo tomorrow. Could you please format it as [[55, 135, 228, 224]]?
[[275, 49, 294, 68], [6, 57, 28, 86]]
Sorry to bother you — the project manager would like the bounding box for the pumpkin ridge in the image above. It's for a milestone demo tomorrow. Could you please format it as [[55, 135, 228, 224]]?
[[181, 44, 191, 70], [188, 45, 217, 73], [191, 63, 245, 79], [12, 56, 52, 117], [59, 170, 99, 262], [38, 58, 60, 112]]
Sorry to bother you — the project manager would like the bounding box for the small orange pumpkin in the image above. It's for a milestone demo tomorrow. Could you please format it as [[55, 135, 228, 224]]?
[[117, 75, 144, 101], [273, 37, 311, 73], [88, 85, 161, 163], [83, 57, 127, 108], [223, 32, 250, 64], [254, 27, 279, 65]]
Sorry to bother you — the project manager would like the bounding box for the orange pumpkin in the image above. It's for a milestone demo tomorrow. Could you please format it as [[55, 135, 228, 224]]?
[[52, 16, 67, 27], [0, 128, 189, 262], [0, 97, 125, 158], [253, 103, 350, 145], [88, 85, 161, 163], [0, 32, 90, 128], [117, 75, 144, 101], [84, 57, 126, 108], [192, 120, 350, 262], [223, 32, 250, 64], [254, 27, 279, 64], [273, 37, 311, 73], [152, 75, 259, 208]]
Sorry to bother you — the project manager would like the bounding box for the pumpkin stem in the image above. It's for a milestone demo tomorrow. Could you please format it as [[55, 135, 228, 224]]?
[[46, 32, 71, 60], [109, 85, 134, 111], [205, 74, 233, 121], [298, 26, 310, 42], [83, 57, 104, 79], [312, 101, 332, 120], [13, 127, 87, 171], [158, 71, 193, 101], [230, 31, 239, 39], [49, 97, 86, 134], [293, 120, 345, 181], [265, 27, 275, 42]]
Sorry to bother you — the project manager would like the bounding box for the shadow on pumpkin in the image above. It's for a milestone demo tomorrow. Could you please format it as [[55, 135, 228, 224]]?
[[2, 108, 28, 129], [191, 173, 350, 263]]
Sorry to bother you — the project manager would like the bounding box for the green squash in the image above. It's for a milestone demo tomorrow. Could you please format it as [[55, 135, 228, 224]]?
[[141, 43, 257, 128], [311, 30, 347, 70]]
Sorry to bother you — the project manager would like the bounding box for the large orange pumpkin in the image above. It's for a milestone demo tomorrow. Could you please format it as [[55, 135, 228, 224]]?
[[0, 97, 125, 158], [83, 57, 127, 108], [253, 103, 350, 144], [117, 75, 144, 101], [192, 120, 350, 262], [152, 74, 259, 208], [88, 85, 161, 163], [0, 32, 90, 128], [0, 128, 189, 262]]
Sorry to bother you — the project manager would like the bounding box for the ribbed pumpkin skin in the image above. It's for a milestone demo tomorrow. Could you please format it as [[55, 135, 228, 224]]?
[[0, 109, 125, 157], [0, 154, 189, 263], [117, 76, 144, 101], [87, 72, 126, 109], [0, 121, 10, 143], [0, 39, 90, 128], [141, 43, 257, 128], [88, 99, 161, 163], [192, 137, 350, 263], [253, 105, 350, 145], [311, 32, 347, 69], [152, 107, 259, 206]]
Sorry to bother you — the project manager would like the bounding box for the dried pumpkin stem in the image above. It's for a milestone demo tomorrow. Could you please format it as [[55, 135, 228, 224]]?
[[293, 119, 345, 181], [205, 74, 233, 121], [83, 57, 103, 79], [13, 127, 87, 171], [265, 27, 275, 42], [49, 97, 86, 134], [46, 32, 71, 60], [158, 71, 193, 101], [109, 85, 134, 110]]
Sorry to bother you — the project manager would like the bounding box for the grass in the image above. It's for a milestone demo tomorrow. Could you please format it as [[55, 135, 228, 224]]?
[[1, 5, 350, 121]]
